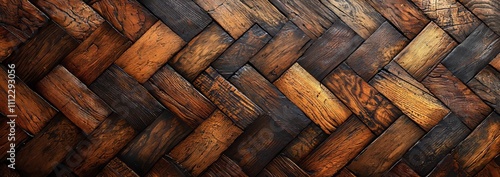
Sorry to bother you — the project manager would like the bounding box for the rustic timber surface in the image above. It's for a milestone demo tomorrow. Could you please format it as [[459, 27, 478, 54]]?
[[0, 0, 499, 176]]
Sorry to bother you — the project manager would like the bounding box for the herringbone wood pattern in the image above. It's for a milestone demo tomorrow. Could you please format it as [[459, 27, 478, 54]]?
[[0, 0, 499, 176]]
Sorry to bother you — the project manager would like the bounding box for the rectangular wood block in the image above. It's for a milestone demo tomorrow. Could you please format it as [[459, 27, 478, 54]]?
[[146, 157, 190, 177], [0, 0, 47, 41], [467, 65, 500, 111], [97, 158, 139, 177], [202, 155, 248, 177], [0, 27, 21, 61], [194, 0, 253, 39], [459, 0, 500, 35], [281, 123, 328, 163], [239, 0, 287, 36], [261, 155, 309, 177]]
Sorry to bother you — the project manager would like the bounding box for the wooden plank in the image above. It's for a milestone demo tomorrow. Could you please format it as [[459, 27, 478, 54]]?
[[17, 114, 84, 177], [193, 67, 263, 129], [298, 21, 363, 80], [3, 22, 79, 85], [97, 158, 139, 177], [89, 0, 157, 41], [0, 164, 21, 177], [115, 21, 186, 83], [36, 65, 112, 134], [144, 65, 215, 128], [194, 0, 253, 39], [211, 25, 271, 79], [410, 0, 481, 42], [491, 53, 500, 71], [475, 160, 500, 177], [336, 168, 356, 177], [119, 111, 192, 175], [146, 157, 191, 177], [428, 154, 467, 177], [281, 123, 328, 163], [202, 155, 247, 177], [321, 0, 386, 39], [169, 23, 233, 81], [422, 64, 492, 128], [0, 27, 21, 61], [169, 110, 243, 176], [441, 23, 500, 83], [367, 0, 429, 39], [394, 22, 457, 81], [370, 70, 450, 131], [90, 65, 165, 131], [138, 0, 211, 41], [467, 66, 500, 111], [322, 63, 402, 135], [300, 116, 375, 176], [0, 116, 28, 160], [0, 0, 47, 41], [249, 22, 311, 82], [274, 63, 351, 134], [386, 161, 420, 177], [239, 0, 287, 36], [403, 113, 471, 176], [346, 22, 409, 81], [32, 0, 105, 40], [348, 115, 425, 176], [260, 155, 309, 177], [458, 0, 500, 35], [383, 61, 432, 94]]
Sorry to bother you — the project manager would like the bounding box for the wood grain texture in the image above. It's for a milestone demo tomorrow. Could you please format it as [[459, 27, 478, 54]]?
[[115, 21, 186, 83], [491, 53, 500, 71], [0, 116, 28, 160], [194, 0, 253, 39], [239, 0, 287, 36], [467, 66, 500, 112], [146, 157, 191, 177], [458, 0, 500, 35], [169, 24, 233, 81], [394, 22, 457, 81], [383, 61, 432, 94], [202, 155, 248, 177], [475, 160, 500, 177], [386, 161, 421, 177], [274, 63, 351, 134], [336, 168, 356, 177], [249, 22, 311, 82], [62, 23, 131, 85], [298, 21, 363, 80], [428, 154, 467, 177], [0, 27, 21, 61], [97, 158, 139, 177], [281, 124, 328, 163], [321, 0, 386, 39], [260, 155, 309, 177], [322, 63, 402, 135], [0, 0, 47, 41]]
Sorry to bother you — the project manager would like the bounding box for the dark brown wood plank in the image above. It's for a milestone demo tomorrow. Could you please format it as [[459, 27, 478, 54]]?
[[0, 116, 28, 160], [428, 154, 467, 177], [0, 27, 21, 61], [458, 0, 500, 35], [336, 168, 356, 177], [383, 61, 432, 94], [385, 161, 421, 177], [202, 155, 248, 177], [194, 0, 253, 39], [146, 157, 191, 177], [467, 66, 500, 111], [475, 160, 500, 177], [239, 0, 287, 36], [281, 123, 328, 163], [0, 0, 47, 41], [260, 155, 309, 177], [0, 164, 21, 177], [97, 158, 139, 177]]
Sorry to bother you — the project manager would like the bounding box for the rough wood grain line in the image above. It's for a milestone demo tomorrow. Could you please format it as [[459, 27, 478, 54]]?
[[269, 0, 338, 38], [169, 110, 243, 176], [367, 0, 429, 39], [0, 0, 47, 41], [249, 22, 311, 82], [491, 53, 500, 71], [169, 23, 233, 81], [348, 115, 424, 176], [90, 65, 165, 131], [467, 66, 500, 111], [137, 0, 211, 41], [336, 168, 356, 177], [66, 113, 136, 177], [212, 25, 271, 79], [89, 0, 157, 41], [322, 63, 402, 135], [97, 158, 139, 177], [0, 67, 57, 134], [0, 117, 28, 160], [202, 155, 248, 177], [260, 155, 310, 177], [17, 114, 84, 177], [370, 70, 450, 131], [146, 157, 192, 177], [144, 65, 215, 128], [119, 111, 192, 175], [385, 161, 421, 177], [115, 21, 186, 83], [240, 0, 287, 36], [403, 113, 471, 176], [230, 65, 311, 136], [458, 0, 500, 35], [394, 22, 457, 81], [427, 154, 467, 177], [281, 123, 328, 163], [422, 64, 492, 129], [410, 0, 481, 42], [194, 0, 253, 39], [36, 65, 112, 134], [62, 23, 131, 85], [193, 67, 263, 129], [32, 0, 104, 40], [441, 23, 500, 83], [475, 160, 500, 177], [383, 61, 432, 94], [0, 27, 22, 61], [321, 0, 386, 39], [298, 21, 363, 80], [274, 63, 351, 134], [3, 22, 79, 85], [300, 116, 375, 176], [346, 22, 409, 81]]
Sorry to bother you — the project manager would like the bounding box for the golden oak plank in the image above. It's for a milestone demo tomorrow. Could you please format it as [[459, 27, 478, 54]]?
[[194, 0, 253, 39], [115, 21, 186, 83], [260, 155, 309, 177], [475, 160, 500, 177], [146, 157, 191, 177], [274, 63, 351, 134], [394, 22, 457, 81], [458, 0, 500, 35], [383, 61, 432, 94], [169, 23, 233, 81], [467, 66, 500, 111], [97, 158, 139, 177], [0, 0, 47, 41], [169, 110, 243, 176], [370, 70, 450, 131], [346, 22, 409, 81], [202, 155, 248, 177], [300, 116, 375, 176], [145, 65, 215, 128], [240, 0, 287, 36], [89, 0, 157, 41], [321, 0, 386, 39], [32, 0, 104, 40], [17, 114, 84, 177], [62, 23, 131, 85], [0, 116, 28, 160], [0, 27, 21, 61], [367, 0, 429, 39], [37, 65, 112, 134], [385, 161, 421, 177], [281, 123, 328, 163], [298, 21, 363, 80], [249, 22, 311, 82], [193, 67, 263, 129], [491, 53, 500, 71], [322, 63, 402, 135]]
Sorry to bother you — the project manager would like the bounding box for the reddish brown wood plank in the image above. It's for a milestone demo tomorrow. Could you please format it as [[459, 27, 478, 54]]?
[[0, 27, 21, 61], [260, 155, 310, 177], [0, 0, 47, 41], [146, 157, 190, 177], [97, 158, 139, 177], [194, 0, 253, 39], [491, 53, 500, 71], [458, 0, 500, 35], [386, 161, 421, 177], [475, 160, 500, 177], [202, 155, 248, 177], [0, 164, 20, 177], [239, 0, 287, 36], [467, 66, 500, 111], [115, 21, 186, 83], [281, 123, 328, 163], [336, 168, 356, 177], [0, 116, 28, 160], [428, 154, 467, 177]]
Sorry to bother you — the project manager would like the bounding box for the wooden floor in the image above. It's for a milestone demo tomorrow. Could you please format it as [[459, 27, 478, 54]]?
[[1, 0, 500, 176]]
